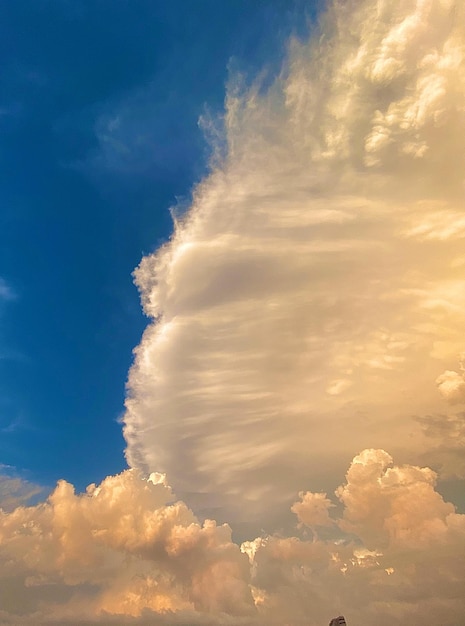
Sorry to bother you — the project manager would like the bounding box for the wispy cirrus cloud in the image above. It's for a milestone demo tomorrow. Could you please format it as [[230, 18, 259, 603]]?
[[70, 81, 209, 191], [0, 278, 15, 302], [0, 466, 42, 512]]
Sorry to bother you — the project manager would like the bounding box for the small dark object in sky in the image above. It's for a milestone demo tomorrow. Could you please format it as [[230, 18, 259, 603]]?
[[329, 617, 347, 626]]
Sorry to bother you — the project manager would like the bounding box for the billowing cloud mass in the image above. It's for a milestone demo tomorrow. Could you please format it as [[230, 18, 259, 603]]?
[[0, 452, 464, 624], [123, 0, 465, 528], [3, 0, 465, 623]]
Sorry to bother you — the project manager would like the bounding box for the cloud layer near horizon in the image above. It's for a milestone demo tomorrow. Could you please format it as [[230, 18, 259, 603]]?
[[123, 0, 465, 527], [0, 450, 464, 625]]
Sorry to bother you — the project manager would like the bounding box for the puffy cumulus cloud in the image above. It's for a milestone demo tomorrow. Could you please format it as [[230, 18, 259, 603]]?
[[1, 452, 464, 625], [436, 369, 465, 403], [0, 469, 254, 624], [123, 0, 465, 526], [414, 352, 465, 477], [336, 448, 460, 549], [436, 352, 465, 404], [242, 450, 465, 626], [291, 491, 335, 530]]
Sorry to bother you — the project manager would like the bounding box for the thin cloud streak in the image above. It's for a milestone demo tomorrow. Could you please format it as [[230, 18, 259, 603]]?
[[0, 471, 42, 512], [0, 278, 15, 302]]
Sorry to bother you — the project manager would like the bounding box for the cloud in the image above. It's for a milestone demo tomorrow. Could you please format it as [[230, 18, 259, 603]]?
[[122, 0, 465, 528], [336, 448, 458, 549], [0, 452, 463, 625], [291, 491, 335, 530], [436, 369, 465, 403], [0, 278, 15, 302], [72, 80, 206, 189], [436, 353, 465, 404], [0, 469, 254, 623], [0, 470, 42, 512], [246, 450, 465, 626], [415, 411, 465, 478]]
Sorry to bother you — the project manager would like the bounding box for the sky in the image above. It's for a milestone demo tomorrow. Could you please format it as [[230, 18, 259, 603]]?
[[1, 0, 465, 625], [0, 0, 314, 490]]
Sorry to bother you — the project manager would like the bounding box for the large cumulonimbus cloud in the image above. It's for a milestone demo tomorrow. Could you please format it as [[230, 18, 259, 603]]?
[[123, 0, 465, 527]]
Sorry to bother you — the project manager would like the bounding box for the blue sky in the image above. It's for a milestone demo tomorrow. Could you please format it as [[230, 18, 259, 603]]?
[[0, 0, 315, 492]]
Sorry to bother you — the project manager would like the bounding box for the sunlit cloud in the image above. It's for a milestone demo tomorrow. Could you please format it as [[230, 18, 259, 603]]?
[[0, 452, 463, 624], [123, 0, 465, 531]]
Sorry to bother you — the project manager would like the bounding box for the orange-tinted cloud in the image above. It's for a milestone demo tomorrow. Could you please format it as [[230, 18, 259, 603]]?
[[123, 0, 465, 529], [1, 452, 464, 624]]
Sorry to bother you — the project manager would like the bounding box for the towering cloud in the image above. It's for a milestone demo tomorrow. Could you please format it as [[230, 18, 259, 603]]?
[[123, 0, 465, 527]]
